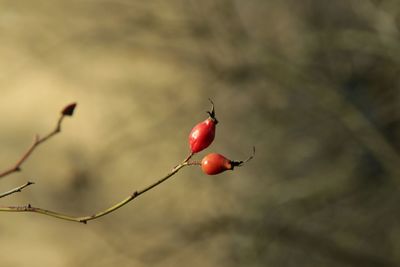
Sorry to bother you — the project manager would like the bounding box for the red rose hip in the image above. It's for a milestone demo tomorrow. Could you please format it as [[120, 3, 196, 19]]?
[[200, 147, 255, 175], [201, 153, 232, 175], [189, 99, 218, 153]]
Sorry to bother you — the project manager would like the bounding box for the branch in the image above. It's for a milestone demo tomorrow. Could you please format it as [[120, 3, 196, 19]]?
[[0, 181, 34, 199], [0, 103, 77, 179], [0, 158, 191, 224], [0, 100, 252, 224]]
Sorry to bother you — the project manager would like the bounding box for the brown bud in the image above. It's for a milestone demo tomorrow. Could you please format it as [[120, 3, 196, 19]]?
[[61, 103, 77, 116]]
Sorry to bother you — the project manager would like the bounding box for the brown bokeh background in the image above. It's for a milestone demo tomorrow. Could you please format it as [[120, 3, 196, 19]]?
[[1, 1, 400, 266]]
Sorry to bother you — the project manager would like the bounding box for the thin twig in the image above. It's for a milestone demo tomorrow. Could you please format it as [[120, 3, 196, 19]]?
[[183, 152, 194, 163], [0, 160, 191, 224], [0, 103, 76, 179], [0, 181, 34, 199], [0, 101, 252, 224]]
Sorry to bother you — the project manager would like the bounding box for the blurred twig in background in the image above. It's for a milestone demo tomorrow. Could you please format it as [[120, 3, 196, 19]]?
[[0, 103, 77, 179], [0, 181, 34, 199]]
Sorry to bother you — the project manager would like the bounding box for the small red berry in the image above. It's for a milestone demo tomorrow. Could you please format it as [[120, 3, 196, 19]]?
[[189, 99, 218, 153], [200, 147, 255, 175], [201, 153, 232, 175]]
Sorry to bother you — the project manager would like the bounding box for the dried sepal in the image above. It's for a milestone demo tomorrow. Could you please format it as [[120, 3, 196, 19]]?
[[61, 103, 77, 116]]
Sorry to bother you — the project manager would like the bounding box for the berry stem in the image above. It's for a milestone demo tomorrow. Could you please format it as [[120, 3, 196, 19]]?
[[184, 152, 194, 163], [187, 161, 201, 166]]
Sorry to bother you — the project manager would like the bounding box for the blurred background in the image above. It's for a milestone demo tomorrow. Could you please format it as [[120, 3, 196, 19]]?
[[0, 0, 400, 266]]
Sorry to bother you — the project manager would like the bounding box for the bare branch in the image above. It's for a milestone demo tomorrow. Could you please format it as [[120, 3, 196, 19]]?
[[0, 181, 34, 199], [0, 159, 191, 224], [0, 103, 77, 179], [0, 101, 251, 224]]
